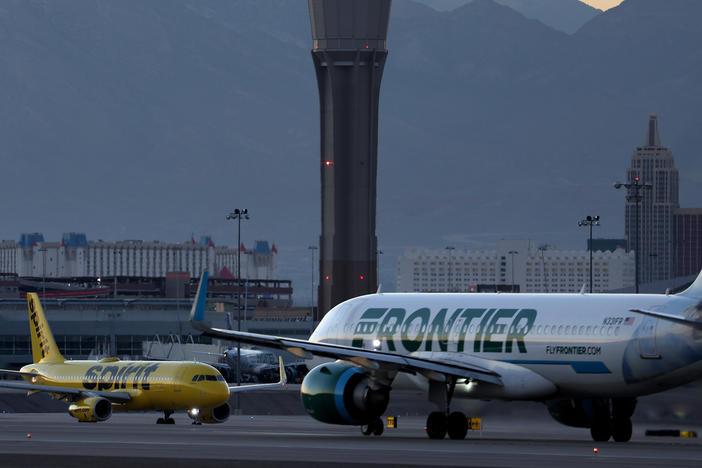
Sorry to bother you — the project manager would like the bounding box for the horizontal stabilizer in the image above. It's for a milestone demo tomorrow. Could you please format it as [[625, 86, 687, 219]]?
[[0, 380, 131, 402], [630, 306, 702, 329]]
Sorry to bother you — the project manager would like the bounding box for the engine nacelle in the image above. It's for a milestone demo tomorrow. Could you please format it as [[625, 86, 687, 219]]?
[[546, 399, 590, 428], [546, 398, 637, 428], [188, 403, 231, 424], [68, 397, 112, 422], [301, 362, 389, 425]]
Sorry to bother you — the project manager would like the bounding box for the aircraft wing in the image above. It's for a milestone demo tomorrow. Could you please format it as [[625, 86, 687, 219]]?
[[189, 271, 502, 386], [194, 326, 501, 386], [0, 379, 131, 403], [228, 356, 287, 393]]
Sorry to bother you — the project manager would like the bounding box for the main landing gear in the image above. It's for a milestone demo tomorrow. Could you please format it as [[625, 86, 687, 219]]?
[[156, 410, 176, 425], [590, 398, 636, 442], [360, 418, 384, 436], [425, 378, 468, 440]]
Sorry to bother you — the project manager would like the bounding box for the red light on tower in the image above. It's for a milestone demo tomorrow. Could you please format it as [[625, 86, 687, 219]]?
[[360, 275, 365, 280], [325, 275, 330, 280], [324, 161, 334, 167], [635, 177, 640, 181]]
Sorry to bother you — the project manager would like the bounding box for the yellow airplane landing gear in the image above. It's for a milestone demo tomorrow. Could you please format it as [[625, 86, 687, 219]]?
[[157, 410, 175, 424]]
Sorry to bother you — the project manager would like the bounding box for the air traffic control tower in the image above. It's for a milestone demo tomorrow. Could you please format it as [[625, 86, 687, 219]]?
[[309, 0, 391, 319]]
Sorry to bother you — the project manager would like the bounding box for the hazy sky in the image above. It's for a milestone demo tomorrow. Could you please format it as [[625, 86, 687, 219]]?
[[580, 0, 625, 11]]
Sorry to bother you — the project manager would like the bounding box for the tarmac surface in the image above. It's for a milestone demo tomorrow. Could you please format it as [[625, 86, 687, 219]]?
[[1, 410, 701, 467], [1, 385, 701, 467]]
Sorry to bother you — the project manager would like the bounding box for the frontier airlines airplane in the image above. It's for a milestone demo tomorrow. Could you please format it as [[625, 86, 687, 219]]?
[[191, 271, 702, 442], [0, 292, 285, 424]]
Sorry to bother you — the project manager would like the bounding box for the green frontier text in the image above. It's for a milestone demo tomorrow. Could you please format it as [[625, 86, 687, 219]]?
[[351, 307, 536, 354]]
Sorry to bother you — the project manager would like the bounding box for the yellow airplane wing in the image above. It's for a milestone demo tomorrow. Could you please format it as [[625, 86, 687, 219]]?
[[0, 379, 131, 403], [228, 356, 287, 393]]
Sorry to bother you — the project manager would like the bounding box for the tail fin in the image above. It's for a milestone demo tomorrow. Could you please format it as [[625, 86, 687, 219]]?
[[189, 271, 208, 324], [27, 293, 64, 363]]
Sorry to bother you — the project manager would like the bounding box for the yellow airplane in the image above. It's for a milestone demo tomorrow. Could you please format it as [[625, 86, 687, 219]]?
[[0, 272, 286, 424]]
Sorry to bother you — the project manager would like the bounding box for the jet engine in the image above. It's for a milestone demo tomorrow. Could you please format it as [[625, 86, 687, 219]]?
[[545, 399, 590, 428], [68, 397, 112, 422], [301, 362, 389, 425], [188, 403, 231, 424], [546, 398, 637, 428]]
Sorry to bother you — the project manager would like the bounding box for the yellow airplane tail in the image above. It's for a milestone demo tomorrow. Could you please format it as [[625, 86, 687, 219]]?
[[27, 293, 64, 363]]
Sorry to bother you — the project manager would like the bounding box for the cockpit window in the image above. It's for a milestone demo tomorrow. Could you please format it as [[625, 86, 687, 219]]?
[[192, 375, 199, 382], [216, 375, 224, 382], [197, 375, 206, 382], [205, 375, 217, 381]]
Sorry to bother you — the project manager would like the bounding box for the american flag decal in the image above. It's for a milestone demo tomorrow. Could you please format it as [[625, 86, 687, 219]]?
[[623, 317, 635, 325]]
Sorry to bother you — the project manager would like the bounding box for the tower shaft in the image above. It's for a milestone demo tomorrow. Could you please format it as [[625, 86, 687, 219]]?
[[308, 0, 391, 318]]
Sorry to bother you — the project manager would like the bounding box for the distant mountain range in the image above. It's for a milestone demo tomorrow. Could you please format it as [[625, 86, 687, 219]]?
[[1, 0, 700, 301], [413, 0, 601, 33]]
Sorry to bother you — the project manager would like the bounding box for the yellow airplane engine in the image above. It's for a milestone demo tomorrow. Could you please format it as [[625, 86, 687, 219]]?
[[187, 403, 231, 424], [68, 397, 113, 422]]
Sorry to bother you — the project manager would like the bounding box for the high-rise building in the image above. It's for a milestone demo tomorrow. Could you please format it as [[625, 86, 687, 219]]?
[[397, 240, 634, 294], [674, 208, 702, 277], [309, 0, 392, 319], [624, 114, 679, 283], [0, 233, 278, 281]]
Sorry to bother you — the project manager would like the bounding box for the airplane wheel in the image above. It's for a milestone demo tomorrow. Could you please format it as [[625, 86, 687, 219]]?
[[590, 422, 611, 442], [371, 418, 384, 436], [156, 418, 165, 424], [611, 418, 632, 442], [165, 418, 176, 425], [361, 424, 373, 436], [426, 412, 447, 440], [447, 412, 468, 440]]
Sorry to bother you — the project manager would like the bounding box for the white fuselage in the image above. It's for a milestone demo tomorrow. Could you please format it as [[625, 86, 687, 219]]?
[[309, 292, 702, 400]]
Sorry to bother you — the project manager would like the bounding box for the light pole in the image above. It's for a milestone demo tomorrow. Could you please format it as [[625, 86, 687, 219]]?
[[578, 215, 600, 293], [614, 178, 652, 293], [376, 249, 383, 290], [445, 246, 455, 292], [39, 246, 47, 297], [226, 208, 249, 412], [308, 245, 317, 320], [508, 250, 518, 292]]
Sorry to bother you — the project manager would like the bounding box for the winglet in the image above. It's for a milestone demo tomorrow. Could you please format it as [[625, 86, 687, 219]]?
[[189, 271, 208, 330], [278, 356, 287, 386], [227, 356, 288, 393], [677, 270, 702, 300]]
